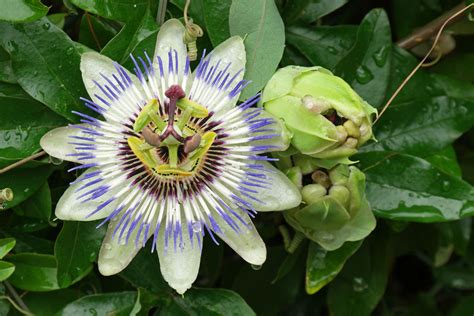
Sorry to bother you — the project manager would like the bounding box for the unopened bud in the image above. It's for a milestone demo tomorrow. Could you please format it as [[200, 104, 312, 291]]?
[[302, 184, 327, 204]]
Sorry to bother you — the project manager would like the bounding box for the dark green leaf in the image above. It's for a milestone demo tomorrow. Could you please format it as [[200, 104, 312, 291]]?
[[0, 238, 15, 259], [0, 47, 16, 83], [21, 289, 80, 316], [0, 165, 54, 209], [285, 25, 357, 69], [450, 294, 474, 316], [78, 15, 118, 51], [0, 83, 67, 167], [3, 230, 54, 254], [119, 248, 169, 294], [55, 221, 106, 288], [359, 152, 474, 222], [0, 260, 15, 281], [161, 288, 256, 316], [0, 18, 92, 122], [231, 246, 304, 316], [7, 253, 60, 291], [70, 0, 153, 22], [0, 0, 49, 23], [334, 9, 392, 107], [327, 232, 393, 316], [203, 0, 232, 46], [229, 0, 285, 100], [306, 240, 362, 294], [283, 0, 349, 25], [14, 182, 52, 224], [47, 13, 67, 29], [55, 292, 138, 316], [101, 8, 158, 66], [362, 48, 474, 156]]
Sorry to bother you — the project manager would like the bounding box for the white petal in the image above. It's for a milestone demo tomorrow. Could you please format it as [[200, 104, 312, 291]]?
[[80, 52, 143, 122], [252, 161, 302, 212], [192, 36, 246, 111], [55, 168, 121, 221], [98, 216, 149, 276], [153, 19, 187, 84], [247, 109, 291, 152], [214, 210, 266, 265], [157, 224, 202, 294], [40, 125, 94, 164]]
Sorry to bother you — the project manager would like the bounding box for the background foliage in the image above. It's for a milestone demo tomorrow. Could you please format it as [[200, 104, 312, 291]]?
[[0, 0, 474, 315]]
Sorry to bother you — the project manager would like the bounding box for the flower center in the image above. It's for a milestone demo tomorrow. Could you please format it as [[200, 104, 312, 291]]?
[[127, 85, 216, 178]]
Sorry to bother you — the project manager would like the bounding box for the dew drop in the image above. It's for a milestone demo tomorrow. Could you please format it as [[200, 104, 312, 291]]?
[[352, 277, 368, 292], [327, 46, 338, 54], [372, 46, 389, 67], [452, 278, 465, 288], [42, 22, 51, 30], [355, 65, 374, 84], [104, 243, 112, 250], [88, 308, 98, 316], [66, 47, 74, 55], [133, 4, 137, 7], [49, 156, 63, 165], [23, 188, 30, 194], [442, 180, 450, 190], [251, 264, 262, 270]]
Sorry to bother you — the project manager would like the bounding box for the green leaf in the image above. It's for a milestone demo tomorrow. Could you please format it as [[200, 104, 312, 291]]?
[[7, 253, 60, 291], [119, 248, 169, 294], [363, 49, 474, 156], [0, 18, 92, 122], [55, 292, 138, 316], [0, 238, 15, 259], [203, 0, 232, 46], [70, 0, 154, 22], [285, 25, 357, 69], [359, 152, 474, 222], [0, 260, 15, 281], [425, 146, 462, 178], [306, 240, 362, 294], [55, 221, 106, 288], [0, 165, 54, 209], [101, 8, 158, 67], [0, 47, 16, 83], [14, 182, 53, 224], [0, 0, 49, 23], [334, 9, 392, 107], [0, 83, 67, 167], [1, 230, 53, 254], [283, 0, 349, 25], [327, 233, 393, 316], [229, 0, 285, 100], [162, 288, 256, 316], [47, 13, 67, 29]]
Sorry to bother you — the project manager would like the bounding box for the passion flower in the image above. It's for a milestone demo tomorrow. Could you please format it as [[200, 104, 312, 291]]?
[[40, 19, 301, 294], [262, 66, 377, 164]]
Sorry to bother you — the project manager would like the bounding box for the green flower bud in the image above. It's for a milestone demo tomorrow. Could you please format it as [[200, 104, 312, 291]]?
[[262, 66, 377, 162], [284, 165, 376, 250]]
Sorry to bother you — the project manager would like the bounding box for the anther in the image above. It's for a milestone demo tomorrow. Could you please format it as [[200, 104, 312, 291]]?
[[141, 126, 161, 146], [183, 134, 202, 153]]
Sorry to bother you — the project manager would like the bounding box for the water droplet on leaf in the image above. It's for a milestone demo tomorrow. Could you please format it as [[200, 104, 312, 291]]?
[[327, 46, 338, 54], [42, 22, 51, 30], [104, 243, 112, 250], [66, 47, 74, 55], [352, 277, 368, 292], [372, 46, 389, 67], [355, 65, 373, 84]]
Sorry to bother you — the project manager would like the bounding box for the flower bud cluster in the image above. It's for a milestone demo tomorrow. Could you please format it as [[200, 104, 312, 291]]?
[[262, 66, 377, 250]]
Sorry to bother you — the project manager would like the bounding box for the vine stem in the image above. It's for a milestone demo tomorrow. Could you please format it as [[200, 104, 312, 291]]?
[[157, 0, 168, 25], [3, 282, 32, 315], [375, 3, 474, 124], [0, 151, 46, 175], [397, 2, 466, 50]]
